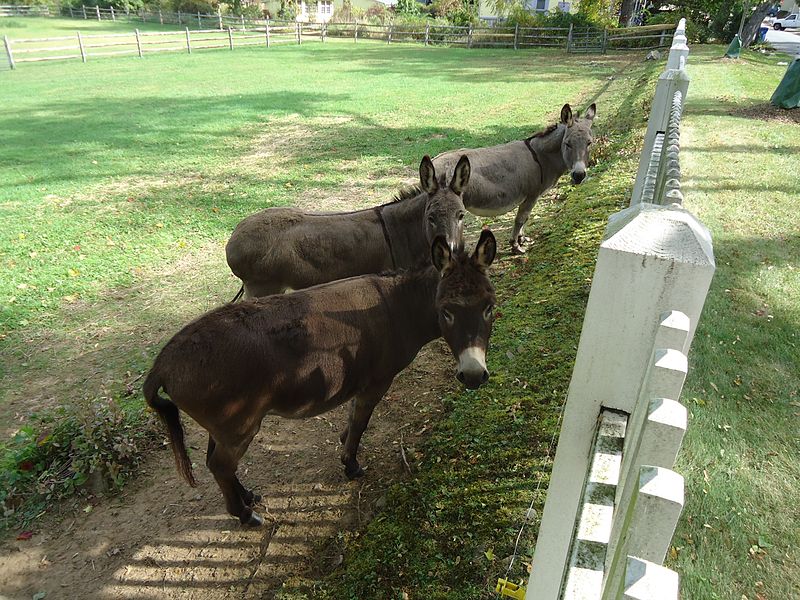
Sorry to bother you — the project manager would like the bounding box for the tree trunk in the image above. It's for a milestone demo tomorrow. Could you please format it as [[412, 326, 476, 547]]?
[[618, 0, 638, 26], [742, 1, 772, 47]]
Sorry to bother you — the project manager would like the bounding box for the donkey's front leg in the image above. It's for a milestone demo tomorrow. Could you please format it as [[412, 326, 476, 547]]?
[[509, 196, 538, 255], [341, 381, 392, 479]]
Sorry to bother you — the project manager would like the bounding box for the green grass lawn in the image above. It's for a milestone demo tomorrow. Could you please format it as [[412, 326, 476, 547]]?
[[1, 15, 222, 38], [1, 23, 797, 598]]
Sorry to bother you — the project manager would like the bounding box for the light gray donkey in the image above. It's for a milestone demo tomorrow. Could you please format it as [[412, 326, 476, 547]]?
[[226, 155, 470, 299], [433, 103, 596, 254]]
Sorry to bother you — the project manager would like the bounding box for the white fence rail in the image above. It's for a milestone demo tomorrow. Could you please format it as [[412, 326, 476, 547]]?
[[523, 19, 715, 600], [0, 4, 50, 17]]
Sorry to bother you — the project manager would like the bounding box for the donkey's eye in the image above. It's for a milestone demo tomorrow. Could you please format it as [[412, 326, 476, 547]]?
[[441, 309, 454, 325], [484, 305, 494, 321], [457, 211, 465, 221], [428, 215, 436, 225]]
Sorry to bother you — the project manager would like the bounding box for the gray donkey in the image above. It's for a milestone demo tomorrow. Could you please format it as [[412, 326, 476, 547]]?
[[226, 155, 470, 299], [433, 103, 596, 254]]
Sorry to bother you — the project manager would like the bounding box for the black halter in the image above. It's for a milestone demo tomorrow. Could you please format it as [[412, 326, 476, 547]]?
[[374, 206, 397, 270], [524, 137, 545, 187]]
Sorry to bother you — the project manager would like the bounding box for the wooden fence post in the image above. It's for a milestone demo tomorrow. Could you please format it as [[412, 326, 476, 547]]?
[[177, 10, 182, 24], [185, 27, 191, 53], [227, 26, 233, 50], [602, 28, 608, 53], [424, 23, 429, 45], [514, 23, 519, 49], [387, 24, 393, 44], [134, 28, 143, 57], [467, 24, 473, 48], [3, 35, 15, 70], [354, 22, 358, 42], [77, 30, 86, 62], [125, 6, 129, 17], [95, 5, 100, 20], [241, 14, 245, 31], [265, 18, 270, 46], [218, 8, 223, 30], [69, 6, 74, 18], [159, 9, 163, 24], [566, 22, 573, 52], [110, 6, 115, 20], [321, 21, 326, 42], [197, 11, 202, 27], [82, 5, 86, 19]]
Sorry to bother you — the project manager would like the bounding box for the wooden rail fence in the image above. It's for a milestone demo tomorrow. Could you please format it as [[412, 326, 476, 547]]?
[[2, 17, 678, 69], [0, 4, 50, 17]]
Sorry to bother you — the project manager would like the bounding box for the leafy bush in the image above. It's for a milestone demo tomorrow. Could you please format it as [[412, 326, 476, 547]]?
[[395, 0, 421, 16], [430, 0, 477, 26], [0, 396, 158, 531], [645, 12, 710, 44], [505, 7, 597, 29]]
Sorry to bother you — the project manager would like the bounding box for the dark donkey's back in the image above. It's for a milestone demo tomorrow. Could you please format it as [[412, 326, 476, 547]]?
[[225, 155, 470, 299], [145, 230, 497, 527]]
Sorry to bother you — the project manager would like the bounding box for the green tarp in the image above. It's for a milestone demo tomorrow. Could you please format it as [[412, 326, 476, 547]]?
[[725, 34, 742, 59], [771, 58, 800, 109]]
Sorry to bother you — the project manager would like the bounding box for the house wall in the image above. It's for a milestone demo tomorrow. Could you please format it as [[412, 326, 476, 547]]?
[[477, 0, 555, 23], [261, 0, 383, 21]]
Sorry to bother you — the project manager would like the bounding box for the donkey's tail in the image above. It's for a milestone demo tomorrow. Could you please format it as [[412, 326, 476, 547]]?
[[230, 285, 245, 303], [143, 371, 197, 487]]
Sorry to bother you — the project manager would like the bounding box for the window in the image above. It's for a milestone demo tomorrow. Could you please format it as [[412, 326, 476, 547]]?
[[318, 0, 332, 15]]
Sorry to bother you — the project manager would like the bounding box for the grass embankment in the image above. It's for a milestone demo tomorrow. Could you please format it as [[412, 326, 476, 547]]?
[[274, 59, 661, 599], [0, 40, 626, 530], [670, 47, 800, 600]]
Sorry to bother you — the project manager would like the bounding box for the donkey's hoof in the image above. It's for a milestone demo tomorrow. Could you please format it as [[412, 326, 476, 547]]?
[[242, 511, 264, 527], [510, 244, 527, 255], [344, 464, 365, 480], [517, 235, 532, 245]]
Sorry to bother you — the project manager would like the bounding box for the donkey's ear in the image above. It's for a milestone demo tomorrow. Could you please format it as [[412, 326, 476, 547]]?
[[449, 155, 471, 195], [560, 103, 574, 126], [472, 229, 497, 269], [419, 156, 439, 195], [431, 235, 453, 273], [584, 103, 597, 121]]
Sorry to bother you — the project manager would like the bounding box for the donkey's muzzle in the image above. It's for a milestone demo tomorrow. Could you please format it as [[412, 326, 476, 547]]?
[[456, 347, 489, 389], [571, 170, 586, 184]]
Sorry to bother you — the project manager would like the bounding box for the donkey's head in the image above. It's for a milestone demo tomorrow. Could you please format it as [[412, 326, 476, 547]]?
[[419, 154, 469, 251], [431, 229, 497, 389], [560, 103, 596, 185]]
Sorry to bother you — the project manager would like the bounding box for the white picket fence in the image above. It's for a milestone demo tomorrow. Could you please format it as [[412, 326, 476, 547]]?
[[522, 20, 716, 599]]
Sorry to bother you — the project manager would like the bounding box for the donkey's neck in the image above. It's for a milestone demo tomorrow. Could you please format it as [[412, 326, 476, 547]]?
[[383, 268, 441, 358], [529, 124, 569, 187], [379, 193, 430, 269]]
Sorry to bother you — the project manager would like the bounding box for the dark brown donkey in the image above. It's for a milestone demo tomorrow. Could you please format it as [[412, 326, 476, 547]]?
[[144, 230, 497, 526], [226, 155, 470, 299]]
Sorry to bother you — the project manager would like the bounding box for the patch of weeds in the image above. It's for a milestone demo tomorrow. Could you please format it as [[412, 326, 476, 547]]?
[[0, 395, 158, 532]]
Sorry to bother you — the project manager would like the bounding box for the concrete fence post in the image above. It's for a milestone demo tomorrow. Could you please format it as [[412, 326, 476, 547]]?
[[622, 557, 679, 600], [525, 203, 714, 600]]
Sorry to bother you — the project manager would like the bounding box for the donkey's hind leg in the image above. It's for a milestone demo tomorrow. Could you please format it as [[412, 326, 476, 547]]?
[[207, 434, 260, 507], [206, 438, 263, 526], [341, 381, 392, 480]]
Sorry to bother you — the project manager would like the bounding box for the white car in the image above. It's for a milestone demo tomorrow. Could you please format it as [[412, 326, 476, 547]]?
[[774, 14, 800, 29]]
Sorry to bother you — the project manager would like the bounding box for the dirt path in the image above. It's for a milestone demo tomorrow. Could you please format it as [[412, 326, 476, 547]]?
[[0, 338, 455, 599]]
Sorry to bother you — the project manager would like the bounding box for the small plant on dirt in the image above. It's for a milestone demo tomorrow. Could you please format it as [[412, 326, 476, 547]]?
[[0, 395, 158, 531]]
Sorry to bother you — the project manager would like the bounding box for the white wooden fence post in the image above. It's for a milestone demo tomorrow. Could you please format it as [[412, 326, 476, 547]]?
[[77, 30, 86, 62], [631, 68, 689, 205], [602, 466, 685, 598], [622, 557, 679, 600], [3, 35, 15, 70], [526, 203, 715, 600], [134, 28, 142, 58]]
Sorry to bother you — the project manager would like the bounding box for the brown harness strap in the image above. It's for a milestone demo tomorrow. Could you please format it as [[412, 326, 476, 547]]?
[[524, 138, 544, 187], [374, 206, 397, 270]]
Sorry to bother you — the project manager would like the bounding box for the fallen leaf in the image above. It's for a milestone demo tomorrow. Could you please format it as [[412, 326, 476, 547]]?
[[484, 549, 495, 561], [16, 531, 34, 541]]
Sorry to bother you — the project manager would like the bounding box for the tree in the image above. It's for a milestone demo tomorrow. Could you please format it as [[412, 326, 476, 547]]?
[[741, 0, 772, 47]]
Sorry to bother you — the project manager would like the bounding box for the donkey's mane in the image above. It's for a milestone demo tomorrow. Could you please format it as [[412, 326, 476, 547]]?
[[528, 123, 560, 140], [390, 184, 424, 204]]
